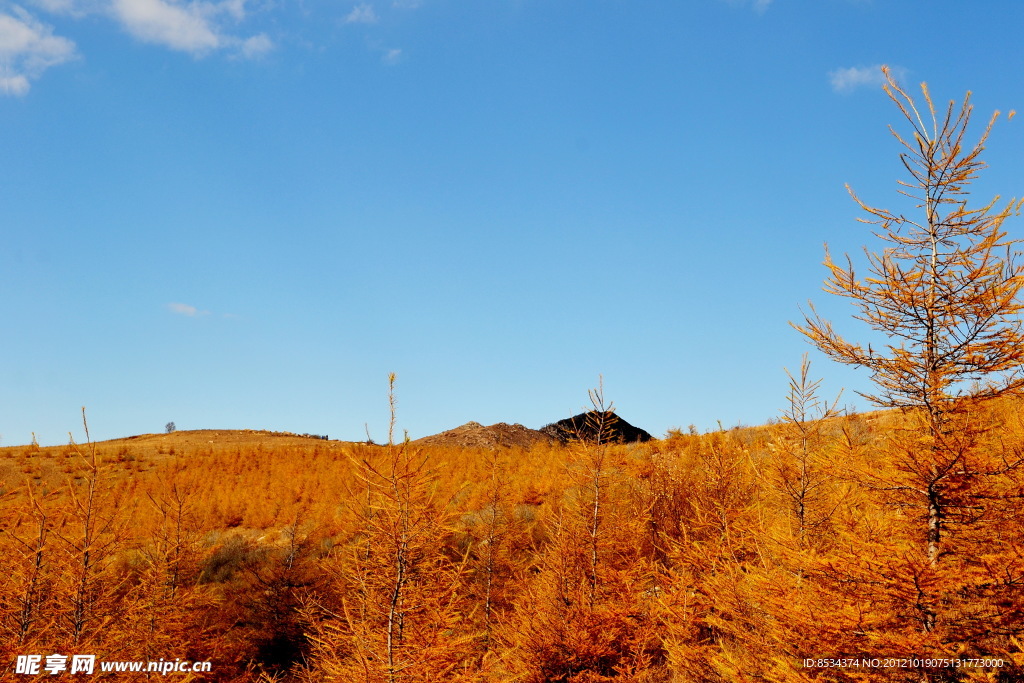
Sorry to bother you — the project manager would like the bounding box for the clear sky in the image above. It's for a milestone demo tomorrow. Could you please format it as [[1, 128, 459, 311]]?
[[3, 0, 1024, 445]]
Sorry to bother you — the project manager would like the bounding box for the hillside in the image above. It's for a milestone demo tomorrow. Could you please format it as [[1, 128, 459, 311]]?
[[411, 421, 558, 449], [1, 400, 1022, 681]]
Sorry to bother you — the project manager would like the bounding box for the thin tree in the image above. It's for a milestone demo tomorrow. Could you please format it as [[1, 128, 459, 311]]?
[[581, 377, 615, 610], [304, 374, 473, 683], [56, 408, 128, 645], [796, 67, 1024, 633], [766, 354, 843, 551], [0, 484, 56, 647], [476, 448, 510, 652]]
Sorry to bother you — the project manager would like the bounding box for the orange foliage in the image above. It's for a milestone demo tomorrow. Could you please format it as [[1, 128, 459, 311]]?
[[1, 399, 1023, 680]]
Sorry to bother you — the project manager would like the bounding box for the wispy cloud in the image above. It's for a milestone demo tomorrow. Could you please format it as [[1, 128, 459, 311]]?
[[110, 0, 220, 54], [22, 0, 270, 63], [721, 0, 771, 13], [382, 46, 400, 64], [28, 0, 100, 17], [239, 32, 271, 58], [216, 0, 245, 21], [110, 0, 272, 58], [344, 3, 376, 23], [0, 6, 76, 96], [829, 64, 907, 93], [167, 302, 210, 316]]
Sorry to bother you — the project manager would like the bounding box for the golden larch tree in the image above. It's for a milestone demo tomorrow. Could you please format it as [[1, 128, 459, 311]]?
[[796, 66, 1024, 650]]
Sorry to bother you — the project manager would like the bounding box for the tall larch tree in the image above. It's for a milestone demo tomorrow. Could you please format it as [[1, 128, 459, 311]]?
[[796, 66, 1024, 659]]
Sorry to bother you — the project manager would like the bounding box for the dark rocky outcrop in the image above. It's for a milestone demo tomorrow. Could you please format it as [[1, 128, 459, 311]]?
[[539, 411, 653, 444]]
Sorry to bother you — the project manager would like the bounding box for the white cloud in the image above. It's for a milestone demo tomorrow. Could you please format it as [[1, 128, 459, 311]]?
[[217, 0, 245, 21], [107, 0, 272, 58], [0, 7, 76, 96], [4, 0, 271, 90], [29, 0, 93, 16], [0, 72, 29, 94], [382, 46, 399, 64], [829, 64, 907, 93], [238, 31, 270, 57], [168, 302, 210, 316], [344, 3, 376, 23], [110, 0, 221, 54]]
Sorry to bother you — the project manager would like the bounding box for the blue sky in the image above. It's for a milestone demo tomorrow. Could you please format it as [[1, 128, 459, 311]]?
[[3, 0, 1024, 445]]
